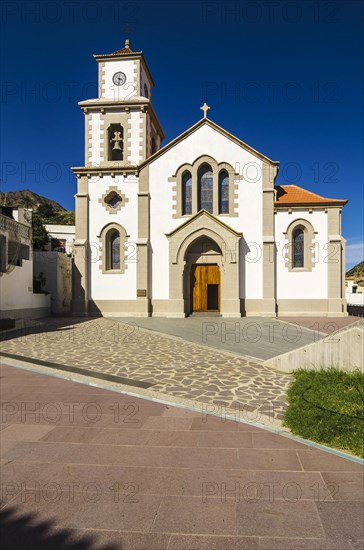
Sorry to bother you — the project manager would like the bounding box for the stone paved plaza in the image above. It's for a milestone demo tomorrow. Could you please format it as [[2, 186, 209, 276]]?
[[1, 317, 293, 424]]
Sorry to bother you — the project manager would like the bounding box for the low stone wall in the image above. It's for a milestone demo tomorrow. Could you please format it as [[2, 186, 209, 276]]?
[[263, 320, 363, 373]]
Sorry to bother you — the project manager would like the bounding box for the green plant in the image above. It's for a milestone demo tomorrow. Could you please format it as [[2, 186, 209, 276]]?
[[32, 212, 49, 250], [284, 368, 364, 457]]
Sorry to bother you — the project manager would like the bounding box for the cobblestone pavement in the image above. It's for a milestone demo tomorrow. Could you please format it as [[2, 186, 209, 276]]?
[[1, 318, 292, 423]]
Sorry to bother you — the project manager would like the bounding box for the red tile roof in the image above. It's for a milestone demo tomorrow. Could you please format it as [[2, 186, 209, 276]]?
[[110, 46, 141, 56], [94, 40, 142, 58], [275, 185, 347, 206]]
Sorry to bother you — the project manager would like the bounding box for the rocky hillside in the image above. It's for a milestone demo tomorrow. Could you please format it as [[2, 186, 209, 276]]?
[[0, 189, 65, 211], [0, 189, 74, 224], [346, 261, 364, 285]]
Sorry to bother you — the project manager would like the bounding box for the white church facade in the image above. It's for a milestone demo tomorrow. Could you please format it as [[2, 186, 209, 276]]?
[[72, 40, 348, 318]]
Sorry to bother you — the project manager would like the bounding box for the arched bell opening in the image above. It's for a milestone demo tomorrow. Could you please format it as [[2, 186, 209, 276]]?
[[108, 123, 124, 161]]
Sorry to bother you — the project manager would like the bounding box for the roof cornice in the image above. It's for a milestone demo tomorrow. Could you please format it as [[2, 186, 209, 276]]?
[[275, 201, 348, 208], [78, 100, 165, 140], [71, 166, 138, 177]]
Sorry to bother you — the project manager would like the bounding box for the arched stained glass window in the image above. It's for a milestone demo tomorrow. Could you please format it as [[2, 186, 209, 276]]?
[[218, 170, 229, 214], [110, 231, 120, 270], [198, 164, 213, 213], [293, 228, 304, 268], [182, 171, 192, 215]]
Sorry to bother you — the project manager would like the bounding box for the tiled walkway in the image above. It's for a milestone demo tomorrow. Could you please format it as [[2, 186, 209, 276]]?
[[0, 363, 363, 550], [1, 318, 292, 424]]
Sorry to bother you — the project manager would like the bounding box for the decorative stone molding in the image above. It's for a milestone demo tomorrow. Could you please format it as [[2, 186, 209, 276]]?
[[283, 218, 316, 272], [170, 155, 240, 219], [98, 186, 129, 214], [98, 222, 128, 274], [166, 210, 242, 316], [99, 111, 131, 165]]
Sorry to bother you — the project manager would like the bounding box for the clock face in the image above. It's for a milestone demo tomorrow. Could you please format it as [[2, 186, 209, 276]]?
[[112, 72, 126, 86]]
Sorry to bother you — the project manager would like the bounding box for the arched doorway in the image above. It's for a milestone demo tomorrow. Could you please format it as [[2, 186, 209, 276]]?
[[184, 237, 222, 314]]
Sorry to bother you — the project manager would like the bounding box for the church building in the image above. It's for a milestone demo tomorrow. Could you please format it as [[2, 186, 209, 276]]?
[[72, 40, 348, 318]]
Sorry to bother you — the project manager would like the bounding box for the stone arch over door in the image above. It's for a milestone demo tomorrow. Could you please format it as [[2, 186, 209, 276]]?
[[184, 236, 223, 315], [166, 211, 242, 317]]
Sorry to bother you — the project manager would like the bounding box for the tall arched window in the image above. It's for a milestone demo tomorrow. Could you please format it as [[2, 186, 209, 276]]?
[[293, 228, 304, 268], [109, 230, 120, 270], [198, 164, 213, 213], [100, 223, 127, 274], [182, 171, 192, 215], [218, 170, 229, 214]]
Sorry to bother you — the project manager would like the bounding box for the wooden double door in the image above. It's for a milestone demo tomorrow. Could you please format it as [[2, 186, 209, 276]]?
[[191, 264, 220, 312]]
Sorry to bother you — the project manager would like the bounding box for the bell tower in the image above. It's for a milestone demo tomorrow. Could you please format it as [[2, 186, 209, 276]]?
[[78, 39, 164, 168]]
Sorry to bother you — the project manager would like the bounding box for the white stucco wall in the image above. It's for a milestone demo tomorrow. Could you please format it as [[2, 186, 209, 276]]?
[[101, 60, 138, 100], [274, 210, 328, 299], [128, 110, 143, 165], [140, 63, 151, 101], [148, 124, 264, 300], [88, 174, 138, 300], [45, 225, 75, 254], [0, 261, 50, 317], [345, 291, 364, 305]]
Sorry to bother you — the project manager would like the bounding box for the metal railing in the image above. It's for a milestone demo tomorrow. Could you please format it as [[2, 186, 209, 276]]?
[[347, 304, 364, 318]]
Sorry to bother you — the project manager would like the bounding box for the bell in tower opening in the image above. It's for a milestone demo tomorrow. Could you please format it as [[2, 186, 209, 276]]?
[[108, 123, 124, 161]]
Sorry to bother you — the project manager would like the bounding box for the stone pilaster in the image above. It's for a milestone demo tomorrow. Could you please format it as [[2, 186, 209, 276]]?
[[262, 162, 278, 316], [327, 207, 346, 316], [72, 176, 89, 315], [137, 166, 151, 315]]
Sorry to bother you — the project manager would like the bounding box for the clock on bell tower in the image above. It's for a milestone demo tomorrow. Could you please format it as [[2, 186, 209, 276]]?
[[77, 39, 164, 167]]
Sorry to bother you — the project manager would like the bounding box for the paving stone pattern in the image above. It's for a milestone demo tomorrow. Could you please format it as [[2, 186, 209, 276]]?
[[1, 318, 292, 422]]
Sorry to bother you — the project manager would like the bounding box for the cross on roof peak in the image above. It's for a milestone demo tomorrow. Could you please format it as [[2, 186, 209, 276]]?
[[122, 23, 133, 49], [200, 103, 211, 119]]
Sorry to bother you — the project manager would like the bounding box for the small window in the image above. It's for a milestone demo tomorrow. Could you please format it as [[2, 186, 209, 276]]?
[[104, 191, 123, 209], [109, 231, 120, 270], [198, 164, 213, 213], [144, 83, 149, 98], [151, 136, 157, 155], [182, 171, 192, 215], [293, 228, 304, 268], [218, 170, 229, 214]]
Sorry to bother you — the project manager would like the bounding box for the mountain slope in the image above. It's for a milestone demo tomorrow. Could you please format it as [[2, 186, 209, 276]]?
[[346, 261, 364, 280], [0, 189, 65, 212], [0, 189, 75, 225]]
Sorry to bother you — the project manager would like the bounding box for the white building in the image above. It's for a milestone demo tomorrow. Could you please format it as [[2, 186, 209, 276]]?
[[45, 224, 75, 254], [0, 207, 50, 319], [72, 40, 348, 318], [345, 280, 364, 306]]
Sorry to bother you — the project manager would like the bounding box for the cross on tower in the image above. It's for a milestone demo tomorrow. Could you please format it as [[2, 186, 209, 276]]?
[[200, 103, 211, 119], [123, 23, 133, 48]]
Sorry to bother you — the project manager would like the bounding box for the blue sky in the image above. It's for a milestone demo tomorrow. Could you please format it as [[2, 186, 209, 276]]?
[[1, 0, 363, 268]]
